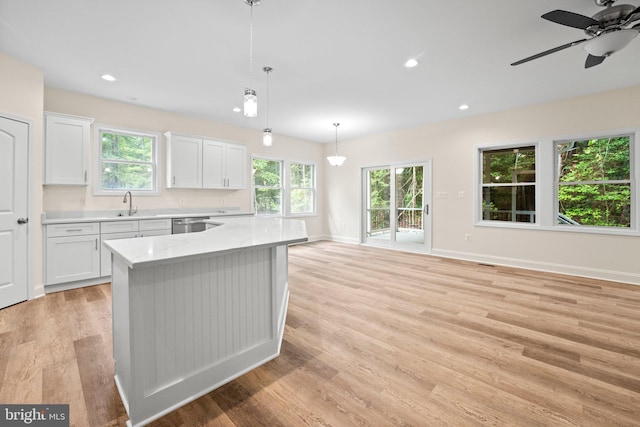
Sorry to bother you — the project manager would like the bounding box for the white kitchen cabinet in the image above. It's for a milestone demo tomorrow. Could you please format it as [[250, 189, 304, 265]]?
[[44, 112, 93, 185], [166, 132, 246, 189], [100, 221, 139, 277], [165, 132, 202, 188], [138, 218, 171, 237], [203, 139, 246, 189], [101, 231, 138, 277], [46, 233, 101, 285]]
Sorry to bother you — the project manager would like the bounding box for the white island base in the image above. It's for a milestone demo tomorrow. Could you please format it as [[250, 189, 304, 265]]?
[[106, 218, 307, 427]]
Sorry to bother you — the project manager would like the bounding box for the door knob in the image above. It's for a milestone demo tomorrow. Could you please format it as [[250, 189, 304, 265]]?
[[17, 217, 28, 224]]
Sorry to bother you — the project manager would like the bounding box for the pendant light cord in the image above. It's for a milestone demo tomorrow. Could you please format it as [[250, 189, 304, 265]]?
[[266, 70, 270, 127], [249, 4, 254, 84], [334, 123, 340, 156]]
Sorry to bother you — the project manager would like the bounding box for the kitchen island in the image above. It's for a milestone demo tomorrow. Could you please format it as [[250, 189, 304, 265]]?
[[103, 217, 308, 427]]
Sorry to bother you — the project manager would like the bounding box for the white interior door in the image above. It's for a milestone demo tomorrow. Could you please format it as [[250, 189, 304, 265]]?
[[0, 116, 29, 309]]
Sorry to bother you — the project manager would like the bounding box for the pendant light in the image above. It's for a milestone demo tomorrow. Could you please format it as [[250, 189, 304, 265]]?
[[263, 66, 273, 146], [243, 0, 260, 117], [327, 123, 346, 166]]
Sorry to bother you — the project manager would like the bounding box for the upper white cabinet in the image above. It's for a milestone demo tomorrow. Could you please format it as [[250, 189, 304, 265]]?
[[165, 132, 246, 190], [166, 133, 202, 188], [44, 112, 94, 185], [202, 139, 247, 189]]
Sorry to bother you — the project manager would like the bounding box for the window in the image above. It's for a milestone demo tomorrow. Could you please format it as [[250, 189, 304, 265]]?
[[94, 126, 160, 195], [480, 145, 536, 223], [290, 162, 315, 214], [557, 136, 631, 228], [477, 130, 638, 235], [253, 158, 283, 215], [252, 157, 317, 216]]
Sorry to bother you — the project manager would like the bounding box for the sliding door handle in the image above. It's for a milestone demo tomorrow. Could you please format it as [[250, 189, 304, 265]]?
[[423, 204, 429, 215]]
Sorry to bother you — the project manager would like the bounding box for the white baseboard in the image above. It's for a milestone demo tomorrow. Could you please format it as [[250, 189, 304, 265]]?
[[432, 248, 640, 286], [33, 283, 45, 298], [314, 237, 640, 286]]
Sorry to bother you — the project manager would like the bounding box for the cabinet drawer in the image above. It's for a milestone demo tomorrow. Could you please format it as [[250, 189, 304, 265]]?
[[47, 222, 100, 237], [139, 218, 172, 231], [101, 220, 138, 234]]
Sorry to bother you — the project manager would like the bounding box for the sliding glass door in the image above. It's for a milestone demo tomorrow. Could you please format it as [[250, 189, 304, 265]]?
[[363, 162, 431, 253]]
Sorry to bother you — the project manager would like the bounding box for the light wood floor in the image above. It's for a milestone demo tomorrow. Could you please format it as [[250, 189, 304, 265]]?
[[1, 241, 640, 426]]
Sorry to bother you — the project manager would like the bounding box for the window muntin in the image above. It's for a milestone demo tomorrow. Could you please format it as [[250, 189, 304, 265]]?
[[253, 158, 283, 215], [557, 136, 631, 228], [96, 127, 159, 195], [481, 146, 536, 223], [290, 162, 315, 214]]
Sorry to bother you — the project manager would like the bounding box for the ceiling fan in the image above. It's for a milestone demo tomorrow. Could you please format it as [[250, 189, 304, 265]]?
[[512, 0, 640, 68]]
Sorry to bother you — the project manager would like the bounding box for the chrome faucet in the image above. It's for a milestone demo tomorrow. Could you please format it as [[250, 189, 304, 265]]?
[[123, 191, 137, 216]]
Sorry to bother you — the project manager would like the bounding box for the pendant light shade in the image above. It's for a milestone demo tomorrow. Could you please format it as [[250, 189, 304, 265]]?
[[263, 66, 273, 146], [263, 128, 273, 146], [327, 123, 346, 166], [244, 88, 257, 117]]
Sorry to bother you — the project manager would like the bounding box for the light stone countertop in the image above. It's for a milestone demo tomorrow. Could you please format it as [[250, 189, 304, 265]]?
[[41, 208, 253, 224], [103, 217, 308, 269]]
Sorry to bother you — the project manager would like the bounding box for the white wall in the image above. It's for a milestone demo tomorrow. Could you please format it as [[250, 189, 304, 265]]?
[[43, 88, 326, 239], [324, 85, 640, 284], [0, 51, 44, 295]]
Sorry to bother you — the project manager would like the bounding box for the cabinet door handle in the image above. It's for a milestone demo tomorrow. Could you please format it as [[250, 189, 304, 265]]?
[[95, 238, 98, 250], [66, 228, 82, 232], [84, 170, 88, 182], [173, 176, 176, 185]]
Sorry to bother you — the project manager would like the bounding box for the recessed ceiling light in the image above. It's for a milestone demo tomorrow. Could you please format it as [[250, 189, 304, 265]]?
[[101, 74, 116, 82], [459, 104, 470, 110], [232, 107, 241, 113], [404, 58, 419, 68]]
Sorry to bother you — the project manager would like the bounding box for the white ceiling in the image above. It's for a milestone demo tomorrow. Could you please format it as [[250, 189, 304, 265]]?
[[1, 0, 640, 143]]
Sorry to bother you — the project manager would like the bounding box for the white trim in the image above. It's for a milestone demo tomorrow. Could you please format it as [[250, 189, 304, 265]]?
[[432, 248, 640, 286], [93, 123, 161, 196], [314, 237, 640, 287]]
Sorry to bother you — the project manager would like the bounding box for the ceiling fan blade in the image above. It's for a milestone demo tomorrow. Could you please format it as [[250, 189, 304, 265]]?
[[585, 54, 606, 68], [542, 10, 601, 30], [511, 39, 587, 66], [625, 5, 640, 20]]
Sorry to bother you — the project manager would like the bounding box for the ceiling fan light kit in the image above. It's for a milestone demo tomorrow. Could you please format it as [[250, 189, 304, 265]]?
[[512, 0, 640, 68]]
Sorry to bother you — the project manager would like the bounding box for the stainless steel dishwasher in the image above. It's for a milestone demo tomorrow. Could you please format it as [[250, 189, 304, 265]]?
[[171, 217, 209, 234]]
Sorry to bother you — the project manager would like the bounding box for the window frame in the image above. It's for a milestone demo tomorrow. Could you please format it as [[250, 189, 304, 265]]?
[[93, 124, 161, 196], [252, 156, 284, 216], [287, 161, 317, 217], [475, 129, 640, 236], [479, 144, 538, 224], [251, 155, 318, 217], [555, 132, 635, 232]]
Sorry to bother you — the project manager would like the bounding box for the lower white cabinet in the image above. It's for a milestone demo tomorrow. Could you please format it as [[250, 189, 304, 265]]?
[[46, 218, 173, 288], [101, 231, 138, 277], [46, 234, 101, 285], [138, 218, 171, 237]]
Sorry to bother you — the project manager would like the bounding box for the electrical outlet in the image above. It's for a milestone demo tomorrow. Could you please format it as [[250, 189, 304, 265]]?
[[221, 199, 226, 205], [179, 197, 186, 206], [458, 191, 466, 198], [465, 233, 471, 241], [166, 197, 174, 205]]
